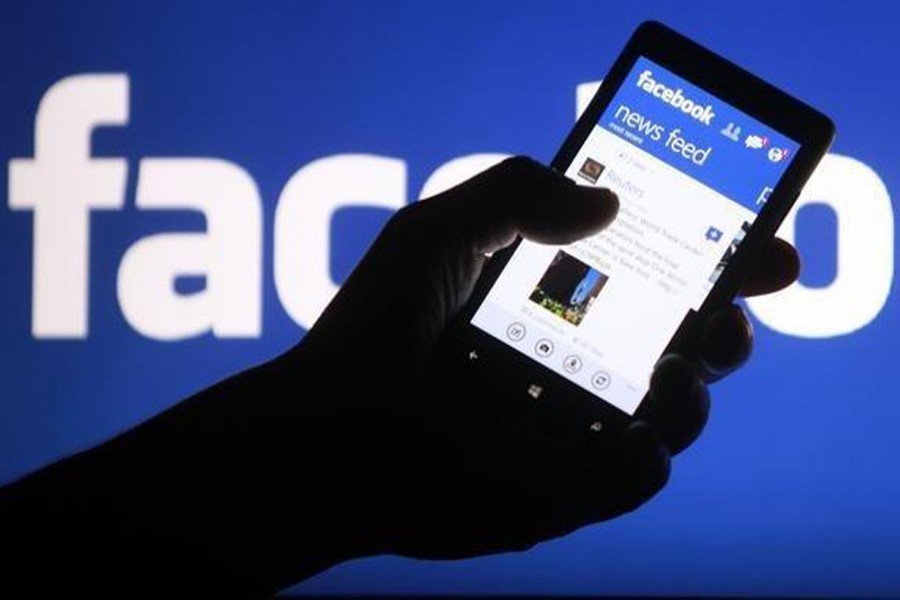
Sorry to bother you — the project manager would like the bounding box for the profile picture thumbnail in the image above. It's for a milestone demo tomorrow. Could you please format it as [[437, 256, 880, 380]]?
[[529, 251, 609, 326], [577, 157, 605, 184]]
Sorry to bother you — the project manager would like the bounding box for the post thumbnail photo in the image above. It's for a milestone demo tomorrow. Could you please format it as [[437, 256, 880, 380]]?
[[529, 250, 609, 326]]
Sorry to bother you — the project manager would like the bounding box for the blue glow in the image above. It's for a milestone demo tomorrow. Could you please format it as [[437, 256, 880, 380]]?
[[0, 1, 898, 596]]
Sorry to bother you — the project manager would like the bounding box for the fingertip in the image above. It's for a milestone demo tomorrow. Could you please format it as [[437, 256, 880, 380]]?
[[459, 156, 621, 247], [580, 186, 620, 229], [700, 304, 753, 377], [649, 354, 698, 399], [644, 355, 710, 455], [518, 182, 619, 244], [741, 237, 801, 297], [772, 237, 801, 280], [620, 420, 670, 498], [623, 421, 670, 470]]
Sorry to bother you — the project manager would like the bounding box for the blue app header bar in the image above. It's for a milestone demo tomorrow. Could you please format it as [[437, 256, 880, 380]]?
[[598, 56, 800, 213]]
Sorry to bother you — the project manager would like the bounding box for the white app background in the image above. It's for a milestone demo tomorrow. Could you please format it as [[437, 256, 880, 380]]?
[[472, 126, 755, 414]]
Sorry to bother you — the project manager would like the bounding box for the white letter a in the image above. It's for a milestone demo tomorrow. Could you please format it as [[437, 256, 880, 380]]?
[[117, 159, 263, 341]]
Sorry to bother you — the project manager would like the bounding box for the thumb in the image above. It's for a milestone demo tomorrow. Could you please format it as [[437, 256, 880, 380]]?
[[425, 156, 619, 253]]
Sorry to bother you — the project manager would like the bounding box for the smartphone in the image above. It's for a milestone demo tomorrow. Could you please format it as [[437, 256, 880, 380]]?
[[439, 22, 834, 437]]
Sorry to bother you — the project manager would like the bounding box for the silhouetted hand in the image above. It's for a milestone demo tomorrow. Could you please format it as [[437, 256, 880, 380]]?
[[282, 157, 799, 563], [0, 157, 800, 597]]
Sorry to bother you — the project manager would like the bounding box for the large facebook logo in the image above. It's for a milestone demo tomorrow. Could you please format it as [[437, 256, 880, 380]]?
[[1, 0, 899, 596], [9, 76, 891, 341], [8, 74, 506, 339]]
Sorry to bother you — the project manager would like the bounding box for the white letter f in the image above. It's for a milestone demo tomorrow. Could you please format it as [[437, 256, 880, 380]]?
[[9, 74, 129, 338]]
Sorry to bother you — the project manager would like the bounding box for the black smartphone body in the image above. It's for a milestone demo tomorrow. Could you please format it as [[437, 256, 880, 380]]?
[[438, 22, 835, 437]]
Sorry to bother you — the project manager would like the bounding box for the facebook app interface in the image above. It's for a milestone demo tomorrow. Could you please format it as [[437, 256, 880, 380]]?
[[472, 57, 799, 415]]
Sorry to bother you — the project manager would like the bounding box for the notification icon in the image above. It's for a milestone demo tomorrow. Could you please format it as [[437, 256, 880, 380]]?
[[745, 134, 769, 150], [768, 147, 790, 163]]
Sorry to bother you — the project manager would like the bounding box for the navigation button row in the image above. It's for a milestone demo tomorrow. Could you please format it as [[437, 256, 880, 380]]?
[[503, 320, 616, 397]]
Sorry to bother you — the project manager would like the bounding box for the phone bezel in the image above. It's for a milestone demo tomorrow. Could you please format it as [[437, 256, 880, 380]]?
[[443, 21, 835, 432]]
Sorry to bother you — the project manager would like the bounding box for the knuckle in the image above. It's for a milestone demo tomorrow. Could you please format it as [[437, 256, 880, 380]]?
[[376, 201, 434, 250], [384, 200, 423, 232], [497, 155, 538, 179]]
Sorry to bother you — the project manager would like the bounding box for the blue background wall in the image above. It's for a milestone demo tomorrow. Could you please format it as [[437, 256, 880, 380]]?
[[1, 1, 897, 595]]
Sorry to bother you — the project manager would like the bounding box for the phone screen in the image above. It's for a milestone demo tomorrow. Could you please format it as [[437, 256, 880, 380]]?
[[471, 56, 800, 415]]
